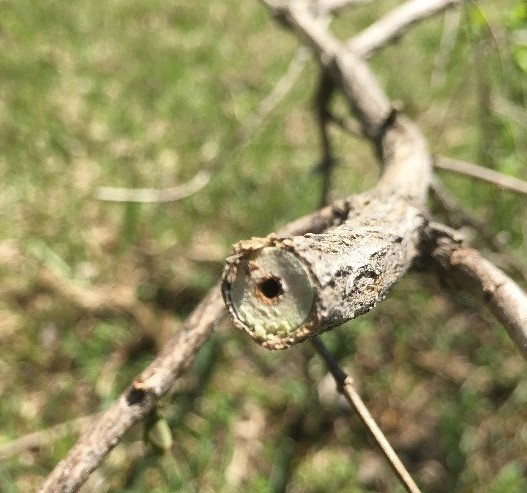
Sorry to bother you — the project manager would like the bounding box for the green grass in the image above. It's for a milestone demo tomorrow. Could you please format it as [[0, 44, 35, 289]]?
[[1, 1, 527, 492]]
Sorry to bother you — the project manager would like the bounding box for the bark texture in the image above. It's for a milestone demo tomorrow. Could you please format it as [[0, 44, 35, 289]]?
[[223, 193, 426, 349], [431, 231, 527, 360], [37, 199, 354, 493], [39, 288, 226, 493], [223, 4, 431, 349]]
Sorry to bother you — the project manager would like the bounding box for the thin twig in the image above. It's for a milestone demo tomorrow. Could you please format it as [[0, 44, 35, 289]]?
[[236, 47, 310, 148], [311, 337, 422, 493], [314, 71, 338, 207], [430, 179, 527, 283], [330, 113, 527, 197], [326, 111, 364, 137], [95, 170, 210, 203], [0, 414, 99, 461], [348, 0, 462, 58], [492, 95, 527, 131], [95, 46, 312, 205], [431, 8, 461, 87], [38, 287, 225, 493], [35, 268, 158, 332], [435, 156, 527, 196]]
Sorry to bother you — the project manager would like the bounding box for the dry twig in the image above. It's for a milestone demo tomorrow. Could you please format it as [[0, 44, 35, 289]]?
[[431, 8, 461, 87], [0, 415, 99, 461], [313, 70, 338, 207], [38, 287, 225, 493], [95, 46, 311, 205], [348, 0, 462, 58], [430, 179, 527, 282], [435, 156, 527, 196], [311, 337, 422, 493], [429, 225, 527, 360], [95, 170, 210, 203]]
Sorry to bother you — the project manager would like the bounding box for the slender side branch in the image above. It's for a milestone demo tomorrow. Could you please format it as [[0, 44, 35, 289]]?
[[0, 414, 99, 461], [95, 170, 210, 203], [236, 47, 310, 147], [429, 226, 527, 360], [326, 113, 527, 200], [435, 156, 527, 196], [348, 0, 462, 58], [316, 0, 371, 13], [96, 47, 310, 205], [39, 287, 225, 493], [314, 70, 338, 207], [430, 179, 527, 282], [311, 337, 422, 493]]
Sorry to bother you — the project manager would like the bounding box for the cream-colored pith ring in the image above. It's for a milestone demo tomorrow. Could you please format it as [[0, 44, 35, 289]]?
[[229, 247, 314, 340]]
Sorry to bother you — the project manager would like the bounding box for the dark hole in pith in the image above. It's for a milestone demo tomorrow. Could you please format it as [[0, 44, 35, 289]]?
[[257, 276, 284, 300]]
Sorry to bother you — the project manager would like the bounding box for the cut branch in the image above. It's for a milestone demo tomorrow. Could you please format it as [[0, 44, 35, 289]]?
[[223, 2, 431, 349], [223, 192, 425, 349], [38, 198, 357, 493], [39, 1, 523, 491]]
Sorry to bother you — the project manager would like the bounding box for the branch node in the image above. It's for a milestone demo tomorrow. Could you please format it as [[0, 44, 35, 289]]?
[[126, 387, 147, 406]]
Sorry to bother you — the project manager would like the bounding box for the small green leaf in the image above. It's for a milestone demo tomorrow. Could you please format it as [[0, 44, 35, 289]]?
[[513, 45, 527, 72], [144, 409, 173, 455]]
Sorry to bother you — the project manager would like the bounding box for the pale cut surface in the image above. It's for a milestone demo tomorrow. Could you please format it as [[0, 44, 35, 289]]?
[[229, 247, 315, 341]]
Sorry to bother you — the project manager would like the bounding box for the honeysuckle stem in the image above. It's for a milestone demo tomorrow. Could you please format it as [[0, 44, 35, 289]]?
[[222, 193, 426, 349]]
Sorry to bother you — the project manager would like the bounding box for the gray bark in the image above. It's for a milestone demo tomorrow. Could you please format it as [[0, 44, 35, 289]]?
[[223, 192, 425, 349], [430, 227, 527, 360], [222, 2, 433, 349]]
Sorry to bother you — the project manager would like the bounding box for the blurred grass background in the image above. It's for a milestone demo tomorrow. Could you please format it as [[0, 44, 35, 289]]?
[[1, 0, 527, 491]]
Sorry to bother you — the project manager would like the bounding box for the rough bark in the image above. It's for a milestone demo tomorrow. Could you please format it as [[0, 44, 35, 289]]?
[[430, 228, 527, 360], [37, 200, 354, 493], [223, 193, 426, 349], [222, 4, 431, 349]]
